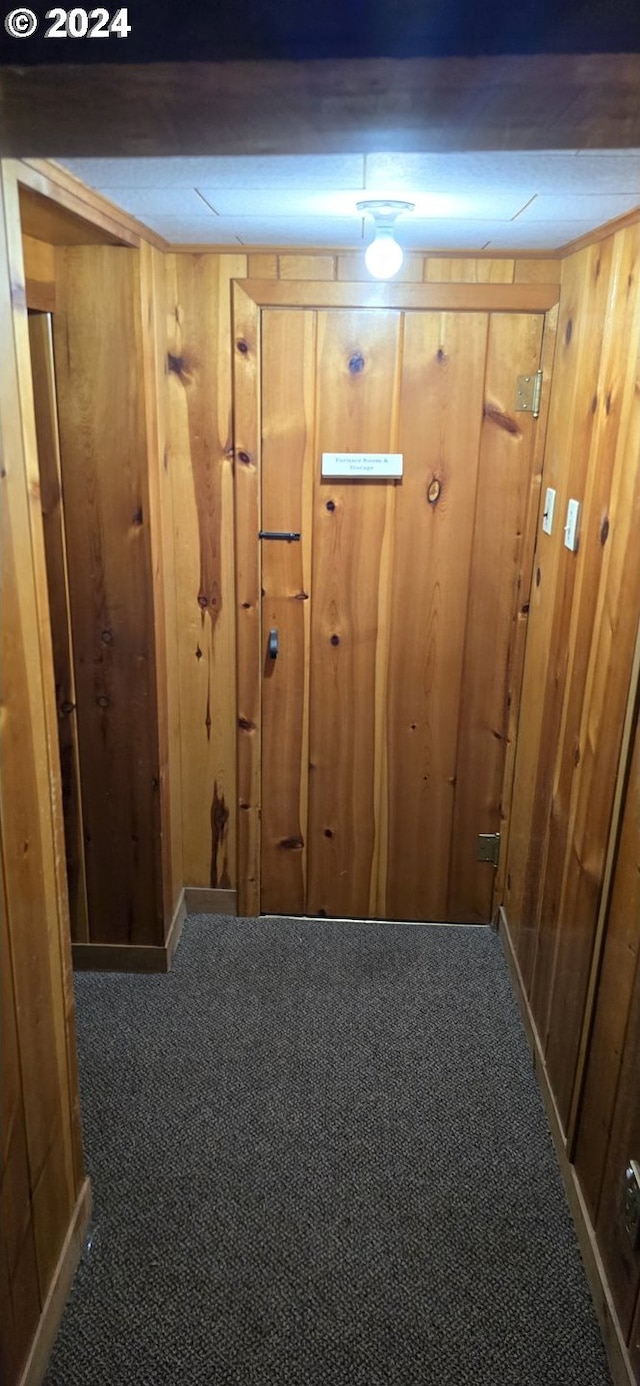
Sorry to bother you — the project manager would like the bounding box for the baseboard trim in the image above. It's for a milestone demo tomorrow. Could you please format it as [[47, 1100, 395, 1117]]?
[[18, 1176, 92, 1386], [72, 892, 186, 974], [184, 886, 237, 916], [498, 906, 636, 1386]]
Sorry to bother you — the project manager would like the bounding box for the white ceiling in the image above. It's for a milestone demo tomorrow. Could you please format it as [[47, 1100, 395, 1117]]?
[[61, 151, 640, 251]]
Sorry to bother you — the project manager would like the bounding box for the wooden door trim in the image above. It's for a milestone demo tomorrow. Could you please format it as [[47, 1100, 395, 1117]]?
[[233, 278, 560, 918], [238, 279, 560, 312]]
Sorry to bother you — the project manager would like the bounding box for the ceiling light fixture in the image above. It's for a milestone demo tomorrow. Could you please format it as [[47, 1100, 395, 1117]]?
[[357, 200, 415, 279]]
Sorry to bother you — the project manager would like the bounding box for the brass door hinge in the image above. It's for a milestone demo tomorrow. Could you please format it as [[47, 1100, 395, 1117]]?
[[515, 369, 543, 419], [477, 833, 501, 868]]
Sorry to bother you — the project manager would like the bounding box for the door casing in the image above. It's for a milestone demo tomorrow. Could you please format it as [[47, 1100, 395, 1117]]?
[[232, 277, 560, 919]]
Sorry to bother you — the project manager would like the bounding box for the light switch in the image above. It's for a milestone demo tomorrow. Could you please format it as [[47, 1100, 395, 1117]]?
[[564, 498, 581, 552], [542, 487, 556, 536]]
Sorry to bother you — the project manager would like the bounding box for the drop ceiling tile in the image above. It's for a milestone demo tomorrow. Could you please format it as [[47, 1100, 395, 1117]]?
[[365, 151, 640, 196], [514, 194, 640, 222], [96, 188, 215, 218], [141, 217, 243, 244], [229, 217, 364, 246], [477, 221, 599, 250], [61, 154, 366, 190], [197, 188, 525, 219]]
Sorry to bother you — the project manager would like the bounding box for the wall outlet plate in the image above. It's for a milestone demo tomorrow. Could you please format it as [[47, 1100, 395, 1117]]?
[[564, 497, 581, 552], [542, 486, 556, 536]]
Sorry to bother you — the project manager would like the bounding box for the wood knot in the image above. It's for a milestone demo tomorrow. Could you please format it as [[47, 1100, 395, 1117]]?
[[238, 716, 256, 731], [600, 516, 610, 546], [591, 395, 598, 414], [324, 828, 333, 838], [236, 339, 249, 355], [484, 403, 521, 436], [536, 567, 541, 588], [237, 450, 251, 465], [131, 506, 143, 527], [330, 634, 340, 646], [279, 836, 304, 850], [565, 318, 573, 346], [96, 695, 110, 709], [605, 391, 612, 415], [195, 644, 203, 660], [294, 591, 309, 601], [348, 353, 365, 374], [198, 595, 209, 608], [101, 629, 113, 644], [326, 499, 336, 512], [60, 700, 76, 715], [436, 347, 448, 364], [427, 477, 442, 506]]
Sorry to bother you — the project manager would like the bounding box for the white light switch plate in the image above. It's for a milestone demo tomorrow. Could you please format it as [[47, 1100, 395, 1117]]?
[[564, 498, 581, 552], [542, 486, 556, 535]]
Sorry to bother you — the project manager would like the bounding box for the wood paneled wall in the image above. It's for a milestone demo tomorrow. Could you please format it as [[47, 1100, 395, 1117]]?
[[53, 246, 165, 949], [166, 250, 561, 889], [0, 163, 90, 1386], [502, 219, 640, 1376]]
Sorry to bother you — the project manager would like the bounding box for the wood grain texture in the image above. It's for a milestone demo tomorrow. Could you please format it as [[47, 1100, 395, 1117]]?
[[0, 162, 84, 1385], [233, 283, 262, 916], [3, 56, 639, 157], [574, 701, 640, 1223], [542, 225, 640, 1127], [386, 311, 487, 921], [139, 242, 183, 931], [22, 234, 55, 311], [27, 312, 89, 944], [165, 253, 244, 893], [260, 309, 315, 915], [53, 245, 163, 945], [306, 309, 400, 918], [504, 238, 617, 989], [594, 941, 640, 1344], [279, 255, 335, 281], [424, 258, 514, 283], [239, 280, 560, 311], [448, 312, 544, 921]]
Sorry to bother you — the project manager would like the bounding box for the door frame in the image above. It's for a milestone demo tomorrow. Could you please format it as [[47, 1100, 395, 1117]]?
[[232, 277, 561, 918]]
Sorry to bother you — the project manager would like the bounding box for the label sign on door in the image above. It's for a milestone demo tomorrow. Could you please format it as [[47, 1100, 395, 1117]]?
[[321, 452, 403, 479]]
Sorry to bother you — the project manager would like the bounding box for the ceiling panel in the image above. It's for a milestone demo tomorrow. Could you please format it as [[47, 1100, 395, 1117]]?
[[58, 149, 639, 252]]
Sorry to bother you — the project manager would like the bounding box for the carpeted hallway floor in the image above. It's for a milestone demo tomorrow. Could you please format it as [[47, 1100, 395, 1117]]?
[[45, 915, 612, 1385]]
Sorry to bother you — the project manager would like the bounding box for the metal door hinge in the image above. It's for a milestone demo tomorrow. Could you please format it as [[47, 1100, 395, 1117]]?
[[477, 833, 501, 868], [515, 369, 543, 419]]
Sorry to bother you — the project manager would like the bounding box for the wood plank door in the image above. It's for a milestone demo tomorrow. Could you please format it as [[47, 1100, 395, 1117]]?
[[260, 306, 544, 922]]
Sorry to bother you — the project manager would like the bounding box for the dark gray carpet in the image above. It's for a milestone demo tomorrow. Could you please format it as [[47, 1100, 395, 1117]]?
[[45, 916, 612, 1385]]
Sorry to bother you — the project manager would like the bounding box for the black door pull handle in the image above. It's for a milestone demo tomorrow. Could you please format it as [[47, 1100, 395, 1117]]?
[[268, 629, 279, 659]]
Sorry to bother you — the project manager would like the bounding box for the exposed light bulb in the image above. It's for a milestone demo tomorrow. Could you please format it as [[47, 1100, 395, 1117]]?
[[357, 200, 414, 281], [364, 229, 404, 279]]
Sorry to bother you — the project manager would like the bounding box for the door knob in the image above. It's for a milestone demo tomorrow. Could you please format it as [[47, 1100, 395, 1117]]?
[[268, 628, 279, 659]]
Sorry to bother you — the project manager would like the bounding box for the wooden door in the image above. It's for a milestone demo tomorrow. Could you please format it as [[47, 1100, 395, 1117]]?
[[260, 306, 544, 922]]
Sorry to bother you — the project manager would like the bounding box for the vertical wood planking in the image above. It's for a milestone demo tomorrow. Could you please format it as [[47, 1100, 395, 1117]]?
[[504, 240, 615, 988], [165, 253, 245, 892], [306, 309, 400, 918], [593, 945, 640, 1343], [260, 309, 316, 914], [542, 226, 640, 1125], [386, 311, 488, 921], [139, 242, 183, 929], [54, 245, 163, 945], [574, 701, 640, 1220], [233, 283, 262, 916], [0, 853, 41, 1386], [279, 255, 335, 280], [0, 163, 82, 1363], [492, 305, 559, 915], [27, 312, 89, 943], [448, 313, 544, 921]]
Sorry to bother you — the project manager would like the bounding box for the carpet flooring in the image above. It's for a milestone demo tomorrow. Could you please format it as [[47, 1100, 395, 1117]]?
[[45, 915, 612, 1385]]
